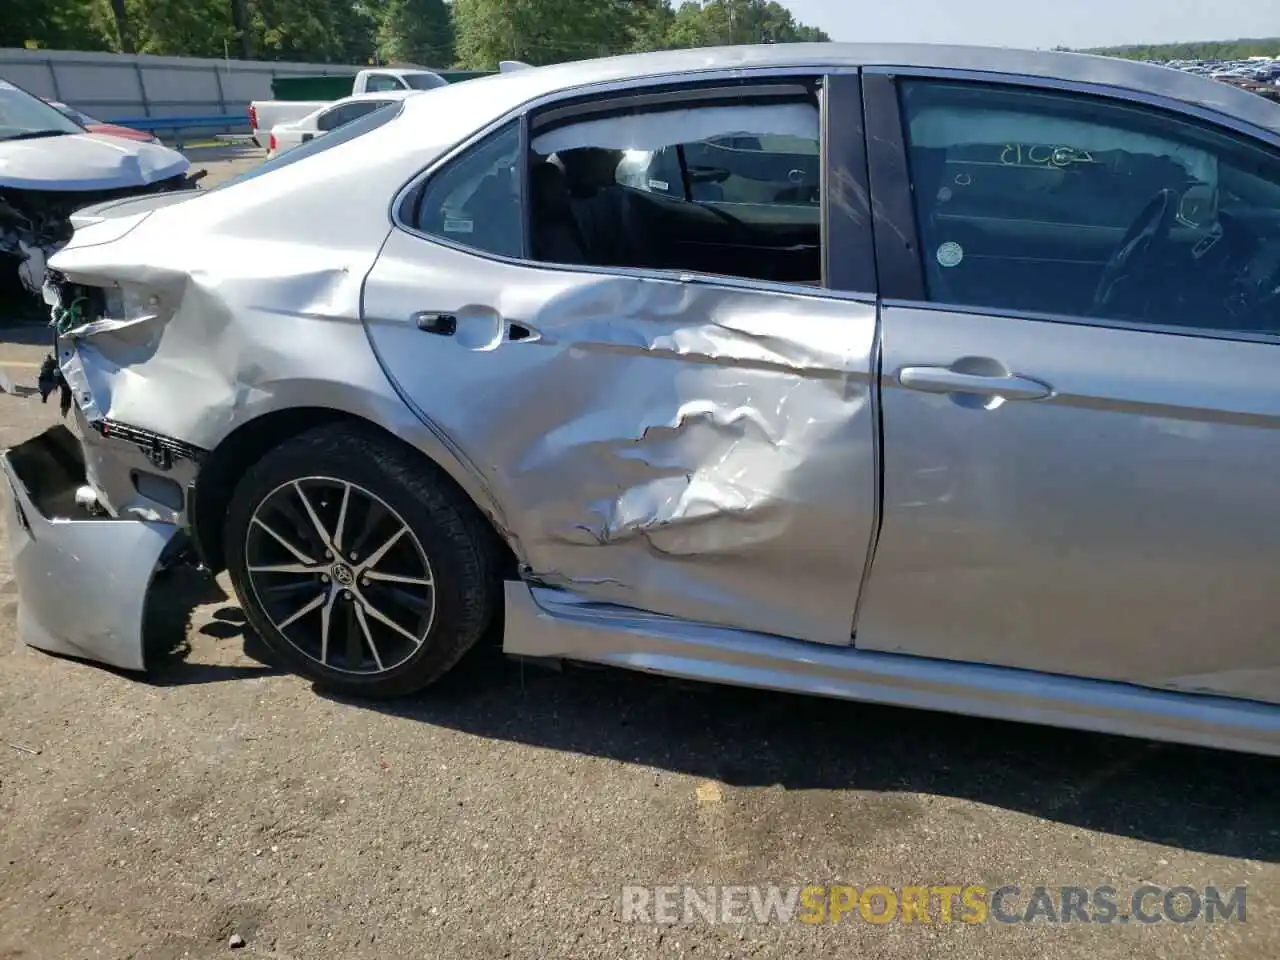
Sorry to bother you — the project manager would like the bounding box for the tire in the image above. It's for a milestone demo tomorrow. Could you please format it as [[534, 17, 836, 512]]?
[[224, 423, 500, 698]]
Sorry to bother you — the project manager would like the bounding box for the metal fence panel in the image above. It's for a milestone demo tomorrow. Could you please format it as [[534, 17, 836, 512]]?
[[0, 47, 374, 135]]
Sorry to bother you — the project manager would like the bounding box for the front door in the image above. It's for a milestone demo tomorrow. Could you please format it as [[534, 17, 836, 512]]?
[[362, 74, 880, 645], [857, 72, 1280, 704]]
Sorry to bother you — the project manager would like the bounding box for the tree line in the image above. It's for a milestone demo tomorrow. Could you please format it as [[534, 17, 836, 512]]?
[[0, 0, 829, 70], [1084, 38, 1280, 61]]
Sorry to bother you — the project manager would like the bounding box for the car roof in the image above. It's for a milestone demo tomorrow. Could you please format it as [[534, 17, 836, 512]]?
[[396, 42, 1280, 137], [297, 89, 420, 123], [332, 90, 421, 106]]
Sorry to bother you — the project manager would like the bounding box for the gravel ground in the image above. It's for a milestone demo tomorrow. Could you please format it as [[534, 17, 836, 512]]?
[[0, 152, 1277, 960]]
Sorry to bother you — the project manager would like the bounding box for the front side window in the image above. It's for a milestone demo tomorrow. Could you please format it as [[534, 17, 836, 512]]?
[[900, 79, 1280, 335], [527, 91, 822, 285], [407, 120, 522, 258]]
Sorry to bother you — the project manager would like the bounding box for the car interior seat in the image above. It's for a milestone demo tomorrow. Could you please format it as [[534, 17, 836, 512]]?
[[530, 160, 588, 264], [556, 147, 647, 267]]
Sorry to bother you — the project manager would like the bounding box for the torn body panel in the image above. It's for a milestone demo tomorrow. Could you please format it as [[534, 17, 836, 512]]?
[[2, 425, 180, 671], [37, 182, 515, 548], [2, 175, 197, 305], [363, 234, 879, 644]]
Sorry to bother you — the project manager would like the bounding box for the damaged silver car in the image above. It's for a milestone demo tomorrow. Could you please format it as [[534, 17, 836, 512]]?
[[0, 79, 200, 313], [6, 43, 1280, 756]]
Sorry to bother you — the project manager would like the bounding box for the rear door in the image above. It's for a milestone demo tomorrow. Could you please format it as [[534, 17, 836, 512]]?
[[855, 71, 1280, 703], [361, 72, 881, 645]]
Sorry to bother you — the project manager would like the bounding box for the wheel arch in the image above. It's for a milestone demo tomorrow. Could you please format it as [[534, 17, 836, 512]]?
[[188, 406, 520, 580]]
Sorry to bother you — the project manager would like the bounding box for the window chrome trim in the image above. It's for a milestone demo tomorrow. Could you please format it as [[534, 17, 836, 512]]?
[[881, 298, 1280, 347], [390, 65, 876, 303], [861, 64, 1280, 149], [531, 81, 815, 132]]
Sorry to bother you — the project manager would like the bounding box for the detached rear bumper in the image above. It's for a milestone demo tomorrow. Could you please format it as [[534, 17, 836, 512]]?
[[1, 424, 182, 672]]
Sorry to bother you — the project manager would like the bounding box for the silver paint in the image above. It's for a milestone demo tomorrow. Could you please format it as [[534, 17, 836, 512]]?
[[363, 236, 879, 643], [1, 43, 1277, 754], [504, 582, 1280, 756], [859, 305, 1280, 704], [2, 426, 179, 671]]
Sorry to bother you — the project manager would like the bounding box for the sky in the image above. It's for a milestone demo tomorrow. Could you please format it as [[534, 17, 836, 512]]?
[[780, 0, 1277, 50]]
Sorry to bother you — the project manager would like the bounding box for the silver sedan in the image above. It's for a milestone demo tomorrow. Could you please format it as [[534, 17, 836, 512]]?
[[7, 42, 1280, 755]]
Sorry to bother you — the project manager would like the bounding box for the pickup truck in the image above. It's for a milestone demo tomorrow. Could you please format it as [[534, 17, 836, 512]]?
[[248, 67, 449, 147]]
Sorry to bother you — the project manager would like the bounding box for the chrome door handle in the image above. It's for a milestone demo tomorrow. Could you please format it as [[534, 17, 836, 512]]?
[[898, 366, 1052, 401]]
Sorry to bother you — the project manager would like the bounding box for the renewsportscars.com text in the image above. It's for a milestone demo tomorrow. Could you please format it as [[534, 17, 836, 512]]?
[[620, 884, 1247, 925]]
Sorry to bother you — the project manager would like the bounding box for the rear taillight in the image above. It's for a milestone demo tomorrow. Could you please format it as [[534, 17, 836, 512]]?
[[268, 132, 277, 153], [248, 104, 258, 129]]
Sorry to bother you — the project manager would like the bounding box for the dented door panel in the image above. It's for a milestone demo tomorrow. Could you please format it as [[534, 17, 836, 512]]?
[[363, 235, 878, 644]]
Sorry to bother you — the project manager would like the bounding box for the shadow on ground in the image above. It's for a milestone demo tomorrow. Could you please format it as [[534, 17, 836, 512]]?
[[316, 631, 1280, 863], [143, 565, 282, 685], [125, 562, 1280, 861], [0, 278, 48, 329], [0, 321, 51, 344]]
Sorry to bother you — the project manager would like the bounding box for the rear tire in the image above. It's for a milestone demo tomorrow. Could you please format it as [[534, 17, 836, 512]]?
[[224, 423, 500, 698]]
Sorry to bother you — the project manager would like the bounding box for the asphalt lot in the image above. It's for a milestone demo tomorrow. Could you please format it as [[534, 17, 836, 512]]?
[[0, 148, 1277, 960]]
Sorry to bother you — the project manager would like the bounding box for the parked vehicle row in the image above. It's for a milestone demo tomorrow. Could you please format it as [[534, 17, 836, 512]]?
[[42, 100, 159, 143], [264, 90, 419, 159], [0, 79, 197, 307], [254, 61, 534, 155], [249, 67, 448, 147], [8, 43, 1280, 757], [1154, 55, 1280, 101]]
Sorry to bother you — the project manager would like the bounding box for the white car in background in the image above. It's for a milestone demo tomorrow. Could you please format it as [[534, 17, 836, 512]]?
[[0, 78, 195, 303], [266, 90, 419, 159]]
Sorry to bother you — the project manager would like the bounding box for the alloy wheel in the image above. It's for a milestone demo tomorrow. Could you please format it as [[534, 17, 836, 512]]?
[[244, 477, 436, 675]]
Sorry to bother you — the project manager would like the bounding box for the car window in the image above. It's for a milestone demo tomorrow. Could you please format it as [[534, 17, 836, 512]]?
[[404, 73, 448, 91], [316, 104, 351, 132], [318, 100, 384, 132], [0, 80, 83, 139], [527, 93, 823, 285], [617, 132, 820, 212], [365, 75, 404, 93], [408, 120, 522, 258], [899, 79, 1280, 335]]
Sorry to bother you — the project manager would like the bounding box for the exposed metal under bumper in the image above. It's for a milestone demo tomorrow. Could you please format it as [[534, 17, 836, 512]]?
[[2, 424, 181, 671], [502, 582, 1280, 757]]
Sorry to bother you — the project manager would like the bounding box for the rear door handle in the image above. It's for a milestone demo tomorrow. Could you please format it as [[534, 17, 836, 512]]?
[[898, 366, 1052, 401]]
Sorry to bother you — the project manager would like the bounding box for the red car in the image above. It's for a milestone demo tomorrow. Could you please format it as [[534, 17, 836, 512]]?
[[43, 99, 159, 143]]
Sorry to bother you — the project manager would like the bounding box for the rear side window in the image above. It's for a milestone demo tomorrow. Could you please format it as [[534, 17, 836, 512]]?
[[617, 130, 820, 213], [527, 94, 823, 284], [406, 120, 522, 258], [318, 100, 385, 132]]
